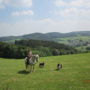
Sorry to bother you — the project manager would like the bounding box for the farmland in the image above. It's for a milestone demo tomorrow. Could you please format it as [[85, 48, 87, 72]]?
[[0, 53, 90, 90]]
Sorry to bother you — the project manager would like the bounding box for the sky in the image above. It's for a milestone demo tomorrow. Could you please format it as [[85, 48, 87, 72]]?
[[0, 0, 90, 36]]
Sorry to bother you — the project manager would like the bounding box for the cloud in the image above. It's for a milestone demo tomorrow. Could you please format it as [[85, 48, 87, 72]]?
[[0, 5, 5, 8], [0, 0, 5, 9], [5, 0, 32, 7], [0, 19, 90, 36], [0, 0, 32, 8], [54, 0, 90, 20], [55, 8, 90, 20], [11, 10, 34, 16], [55, 8, 78, 17], [55, 0, 90, 8]]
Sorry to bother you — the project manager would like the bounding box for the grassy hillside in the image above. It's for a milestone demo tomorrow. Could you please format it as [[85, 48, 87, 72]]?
[[57, 36, 90, 51], [57, 36, 90, 44], [0, 53, 90, 90]]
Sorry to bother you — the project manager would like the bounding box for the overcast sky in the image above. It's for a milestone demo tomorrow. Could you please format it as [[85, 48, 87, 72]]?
[[0, 0, 90, 36]]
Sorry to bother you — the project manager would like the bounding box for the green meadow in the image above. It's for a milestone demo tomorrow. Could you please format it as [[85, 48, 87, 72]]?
[[56, 36, 90, 44], [0, 53, 90, 90]]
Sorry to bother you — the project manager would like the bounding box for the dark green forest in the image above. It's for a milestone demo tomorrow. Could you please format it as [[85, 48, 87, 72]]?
[[0, 39, 78, 58]]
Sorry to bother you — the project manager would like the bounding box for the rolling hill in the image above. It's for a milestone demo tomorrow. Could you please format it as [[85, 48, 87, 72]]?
[[0, 31, 90, 52], [0, 31, 90, 42]]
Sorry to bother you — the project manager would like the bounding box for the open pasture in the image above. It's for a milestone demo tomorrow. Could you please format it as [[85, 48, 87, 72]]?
[[0, 53, 90, 90]]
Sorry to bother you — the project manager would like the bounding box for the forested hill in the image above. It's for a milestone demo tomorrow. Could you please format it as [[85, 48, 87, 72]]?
[[0, 40, 78, 58], [0, 31, 90, 42]]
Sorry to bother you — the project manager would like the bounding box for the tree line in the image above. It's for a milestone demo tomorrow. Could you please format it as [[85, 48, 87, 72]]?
[[0, 40, 79, 59]]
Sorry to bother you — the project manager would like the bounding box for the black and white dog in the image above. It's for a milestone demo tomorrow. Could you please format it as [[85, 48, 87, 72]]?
[[57, 64, 62, 70], [39, 62, 45, 68]]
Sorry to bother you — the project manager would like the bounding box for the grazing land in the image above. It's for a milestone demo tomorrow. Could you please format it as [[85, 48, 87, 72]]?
[[56, 36, 90, 51], [57, 36, 90, 46], [0, 53, 90, 90]]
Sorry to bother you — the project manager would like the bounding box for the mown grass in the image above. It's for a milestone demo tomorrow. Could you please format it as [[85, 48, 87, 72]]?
[[0, 53, 90, 90]]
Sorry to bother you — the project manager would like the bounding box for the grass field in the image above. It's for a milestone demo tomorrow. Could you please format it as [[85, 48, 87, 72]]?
[[56, 36, 90, 44], [56, 36, 90, 51], [0, 53, 90, 90]]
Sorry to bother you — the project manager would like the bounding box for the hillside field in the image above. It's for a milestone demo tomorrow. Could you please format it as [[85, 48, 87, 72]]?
[[0, 53, 90, 90], [56, 36, 90, 51], [56, 36, 90, 45]]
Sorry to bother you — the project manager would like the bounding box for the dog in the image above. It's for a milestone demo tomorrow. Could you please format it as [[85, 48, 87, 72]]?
[[57, 64, 62, 70], [39, 62, 45, 68]]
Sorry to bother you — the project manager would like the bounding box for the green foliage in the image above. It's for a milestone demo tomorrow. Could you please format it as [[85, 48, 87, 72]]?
[[15, 39, 78, 57], [15, 39, 77, 50], [34, 46, 52, 57], [86, 47, 90, 50], [0, 39, 78, 58], [0, 42, 31, 58], [52, 49, 60, 56]]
